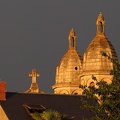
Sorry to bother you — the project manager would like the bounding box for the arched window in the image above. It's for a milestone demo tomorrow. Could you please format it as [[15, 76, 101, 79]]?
[[72, 37, 74, 47], [100, 22, 103, 32]]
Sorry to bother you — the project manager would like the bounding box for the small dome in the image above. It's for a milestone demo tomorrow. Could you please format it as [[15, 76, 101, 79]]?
[[52, 29, 83, 94], [55, 28, 82, 84], [82, 13, 118, 75], [56, 48, 82, 83]]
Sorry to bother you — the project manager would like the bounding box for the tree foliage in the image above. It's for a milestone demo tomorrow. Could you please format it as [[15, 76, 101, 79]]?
[[32, 109, 73, 120], [80, 52, 120, 120]]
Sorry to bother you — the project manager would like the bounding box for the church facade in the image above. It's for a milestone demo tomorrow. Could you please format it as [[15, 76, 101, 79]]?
[[52, 13, 118, 95]]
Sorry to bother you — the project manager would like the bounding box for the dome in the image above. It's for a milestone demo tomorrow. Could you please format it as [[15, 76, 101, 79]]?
[[52, 28, 83, 94], [55, 28, 82, 84], [56, 48, 82, 84], [82, 13, 118, 75]]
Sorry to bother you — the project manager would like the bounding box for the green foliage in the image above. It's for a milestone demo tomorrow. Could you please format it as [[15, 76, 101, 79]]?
[[32, 112, 42, 120], [80, 51, 120, 120], [32, 109, 73, 120]]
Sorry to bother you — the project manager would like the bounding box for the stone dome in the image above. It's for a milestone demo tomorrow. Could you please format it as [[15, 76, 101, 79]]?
[[52, 28, 83, 94], [56, 47, 82, 84], [55, 28, 82, 84], [82, 13, 118, 75]]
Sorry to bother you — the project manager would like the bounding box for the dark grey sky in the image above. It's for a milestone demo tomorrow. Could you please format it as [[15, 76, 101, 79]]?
[[0, 1, 119, 93]]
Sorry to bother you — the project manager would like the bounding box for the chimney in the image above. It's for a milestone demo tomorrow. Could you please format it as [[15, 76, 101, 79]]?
[[0, 81, 6, 100]]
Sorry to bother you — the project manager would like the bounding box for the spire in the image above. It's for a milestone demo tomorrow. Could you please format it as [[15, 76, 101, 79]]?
[[96, 12, 105, 35], [68, 28, 77, 49]]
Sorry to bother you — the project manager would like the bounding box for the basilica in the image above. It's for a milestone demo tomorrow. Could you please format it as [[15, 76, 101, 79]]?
[[0, 13, 118, 120]]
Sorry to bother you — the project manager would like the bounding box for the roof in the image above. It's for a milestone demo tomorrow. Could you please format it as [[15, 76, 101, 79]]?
[[0, 92, 95, 120]]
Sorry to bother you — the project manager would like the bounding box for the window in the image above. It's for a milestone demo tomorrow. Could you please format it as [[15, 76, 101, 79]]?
[[23, 104, 46, 115], [100, 22, 103, 32], [72, 37, 74, 47], [75, 67, 78, 70]]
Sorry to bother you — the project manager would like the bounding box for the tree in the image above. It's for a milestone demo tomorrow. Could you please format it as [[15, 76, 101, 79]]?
[[32, 109, 73, 120], [80, 52, 120, 120]]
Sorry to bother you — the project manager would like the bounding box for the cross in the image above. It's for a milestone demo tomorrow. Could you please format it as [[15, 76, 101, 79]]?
[[29, 69, 40, 83]]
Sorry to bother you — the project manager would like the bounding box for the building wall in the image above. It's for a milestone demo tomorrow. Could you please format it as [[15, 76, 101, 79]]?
[[0, 105, 9, 120]]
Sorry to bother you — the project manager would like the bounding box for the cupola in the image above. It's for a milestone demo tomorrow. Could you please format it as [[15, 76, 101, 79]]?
[[52, 28, 83, 94], [80, 13, 118, 86], [82, 13, 118, 75]]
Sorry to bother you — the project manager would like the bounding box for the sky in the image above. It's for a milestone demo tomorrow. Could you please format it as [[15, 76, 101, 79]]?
[[0, 1, 120, 93]]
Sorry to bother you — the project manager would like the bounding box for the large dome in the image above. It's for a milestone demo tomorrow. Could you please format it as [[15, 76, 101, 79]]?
[[82, 13, 118, 75]]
